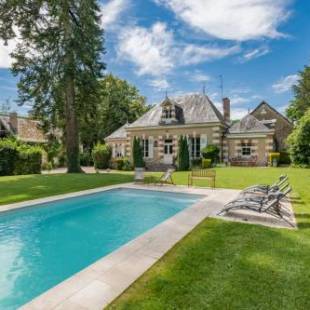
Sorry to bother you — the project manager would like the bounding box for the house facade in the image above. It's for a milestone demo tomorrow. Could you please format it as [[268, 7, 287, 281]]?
[[105, 94, 293, 168], [0, 112, 47, 143]]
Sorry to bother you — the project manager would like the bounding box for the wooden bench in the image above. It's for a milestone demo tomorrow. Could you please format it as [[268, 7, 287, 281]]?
[[188, 169, 216, 188]]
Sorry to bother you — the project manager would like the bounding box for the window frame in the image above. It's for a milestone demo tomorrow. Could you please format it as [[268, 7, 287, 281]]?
[[241, 142, 252, 157], [190, 137, 201, 159], [142, 139, 149, 158]]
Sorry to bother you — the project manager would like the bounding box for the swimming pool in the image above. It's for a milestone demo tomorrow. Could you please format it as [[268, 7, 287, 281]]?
[[0, 187, 203, 309]]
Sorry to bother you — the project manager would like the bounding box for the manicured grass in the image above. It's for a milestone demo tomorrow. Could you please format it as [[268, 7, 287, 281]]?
[[0, 173, 133, 205], [108, 167, 310, 310]]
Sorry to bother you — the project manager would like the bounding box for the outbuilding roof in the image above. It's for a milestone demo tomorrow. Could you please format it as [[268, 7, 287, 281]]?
[[228, 114, 271, 134]]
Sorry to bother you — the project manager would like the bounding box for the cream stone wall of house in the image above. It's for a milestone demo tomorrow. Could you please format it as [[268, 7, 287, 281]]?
[[225, 136, 274, 166], [251, 103, 293, 151], [124, 124, 225, 164]]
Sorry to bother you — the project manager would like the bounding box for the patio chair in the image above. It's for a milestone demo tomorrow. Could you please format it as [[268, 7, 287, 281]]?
[[158, 168, 175, 185], [218, 186, 292, 216], [240, 180, 290, 199], [241, 175, 288, 194]]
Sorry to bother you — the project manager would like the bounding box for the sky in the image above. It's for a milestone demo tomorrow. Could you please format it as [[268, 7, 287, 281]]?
[[0, 0, 310, 119]]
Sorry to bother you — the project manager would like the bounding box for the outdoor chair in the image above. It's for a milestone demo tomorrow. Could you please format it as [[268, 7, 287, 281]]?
[[158, 168, 175, 185], [188, 169, 216, 188], [241, 174, 288, 194], [218, 186, 292, 217]]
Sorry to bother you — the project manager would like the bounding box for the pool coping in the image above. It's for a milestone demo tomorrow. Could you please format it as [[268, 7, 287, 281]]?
[[5, 184, 239, 310]]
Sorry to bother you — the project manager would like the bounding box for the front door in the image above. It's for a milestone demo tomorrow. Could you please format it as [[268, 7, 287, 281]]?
[[163, 139, 173, 164]]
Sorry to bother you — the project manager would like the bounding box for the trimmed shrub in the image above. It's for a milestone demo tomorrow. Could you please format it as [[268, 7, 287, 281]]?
[[92, 143, 112, 169], [15, 145, 43, 175], [202, 158, 212, 168], [268, 152, 280, 167], [133, 137, 144, 168], [201, 145, 220, 163], [116, 158, 124, 170], [0, 139, 42, 175], [0, 139, 18, 176], [122, 158, 133, 171], [80, 152, 93, 166], [191, 158, 202, 168], [279, 151, 291, 165], [177, 136, 190, 171]]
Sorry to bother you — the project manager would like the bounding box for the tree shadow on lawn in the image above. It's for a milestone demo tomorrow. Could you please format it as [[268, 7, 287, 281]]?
[[0, 173, 133, 205]]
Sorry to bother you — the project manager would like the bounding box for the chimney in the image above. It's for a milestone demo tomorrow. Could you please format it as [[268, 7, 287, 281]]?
[[9, 112, 18, 133], [222, 97, 230, 123]]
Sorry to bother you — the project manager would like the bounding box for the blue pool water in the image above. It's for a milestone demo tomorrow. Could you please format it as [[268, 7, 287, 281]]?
[[0, 188, 202, 309]]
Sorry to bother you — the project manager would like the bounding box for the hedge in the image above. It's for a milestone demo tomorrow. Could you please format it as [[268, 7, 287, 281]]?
[[0, 139, 43, 176], [202, 158, 212, 168], [0, 139, 18, 176], [92, 143, 112, 169]]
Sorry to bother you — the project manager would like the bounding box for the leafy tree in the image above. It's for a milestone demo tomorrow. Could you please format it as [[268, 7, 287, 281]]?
[[177, 136, 189, 171], [0, 1, 105, 172], [287, 109, 310, 166], [80, 74, 150, 150], [132, 137, 144, 168], [287, 66, 310, 122]]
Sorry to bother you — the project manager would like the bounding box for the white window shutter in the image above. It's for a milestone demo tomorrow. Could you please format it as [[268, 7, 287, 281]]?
[[112, 144, 116, 158], [200, 134, 208, 151], [121, 144, 125, 157], [149, 136, 154, 158]]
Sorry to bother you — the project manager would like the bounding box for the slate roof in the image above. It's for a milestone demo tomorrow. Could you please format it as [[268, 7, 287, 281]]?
[[105, 123, 128, 140], [0, 114, 46, 142], [128, 94, 224, 128], [228, 114, 271, 134]]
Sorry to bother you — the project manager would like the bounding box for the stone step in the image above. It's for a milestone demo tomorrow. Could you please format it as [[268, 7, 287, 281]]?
[[145, 162, 175, 172]]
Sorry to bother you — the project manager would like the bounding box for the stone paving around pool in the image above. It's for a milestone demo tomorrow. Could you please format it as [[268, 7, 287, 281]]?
[[5, 183, 294, 310]]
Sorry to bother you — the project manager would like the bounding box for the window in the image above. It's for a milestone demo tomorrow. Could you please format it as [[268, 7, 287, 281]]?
[[163, 108, 172, 119], [164, 139, 173, 154], [190, 137, 200, 159], [142, 139, 149, 158], [115, 144, 124, 157], [241, 142, 252, 156]]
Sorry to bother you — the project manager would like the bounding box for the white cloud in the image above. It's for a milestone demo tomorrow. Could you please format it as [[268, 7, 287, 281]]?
[[191, 72, 211, 82], [149, 78, 170, 90], [154, 0, 290, 41], [117, 22, 239, 77], [100, 0, 128, 28], [0, 39, 16, 68], [118, 22, 175, 76], [230, 95, 249, 105], [231, 107, 249, 119], [181, 44, 240, 65], [242, 46, 270, 62], [272, 74, 299, 93]]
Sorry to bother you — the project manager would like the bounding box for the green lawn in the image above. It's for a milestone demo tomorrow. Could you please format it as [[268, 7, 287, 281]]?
[[109, 167, 310, 310], [0, 172, 133, 205], [1, 168, 310, 309]]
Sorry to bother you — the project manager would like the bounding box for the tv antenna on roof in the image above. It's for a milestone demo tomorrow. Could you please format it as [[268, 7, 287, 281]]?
[[219, 75, 224, 99], [202, 82, 206, 95]]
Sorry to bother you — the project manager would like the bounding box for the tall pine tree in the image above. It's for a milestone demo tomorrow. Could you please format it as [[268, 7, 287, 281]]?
[[0, 1, 105, 172]]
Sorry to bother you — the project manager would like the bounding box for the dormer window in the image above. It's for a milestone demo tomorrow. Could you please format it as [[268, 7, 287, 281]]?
[[163, 107, 173, 119]]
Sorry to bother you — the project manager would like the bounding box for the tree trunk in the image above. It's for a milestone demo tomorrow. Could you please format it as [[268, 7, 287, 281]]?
[[63, 3, 81, 173], [65, 75, 81, 173]]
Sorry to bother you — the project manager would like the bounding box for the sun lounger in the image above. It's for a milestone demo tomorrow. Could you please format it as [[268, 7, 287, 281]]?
[[218, 186, 292, 216], [241, 175, 288, 194]]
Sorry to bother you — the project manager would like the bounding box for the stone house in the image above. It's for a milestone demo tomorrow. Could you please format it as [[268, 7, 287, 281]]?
[[0, 112, 47, 143], [105, 94, 293, 169]]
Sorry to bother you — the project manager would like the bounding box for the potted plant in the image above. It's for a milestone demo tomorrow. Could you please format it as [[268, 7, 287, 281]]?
[[133, 137, 145, 181]]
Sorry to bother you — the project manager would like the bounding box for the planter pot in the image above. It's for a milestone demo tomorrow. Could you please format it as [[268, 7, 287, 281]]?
[[134, 167, 145, 182]]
